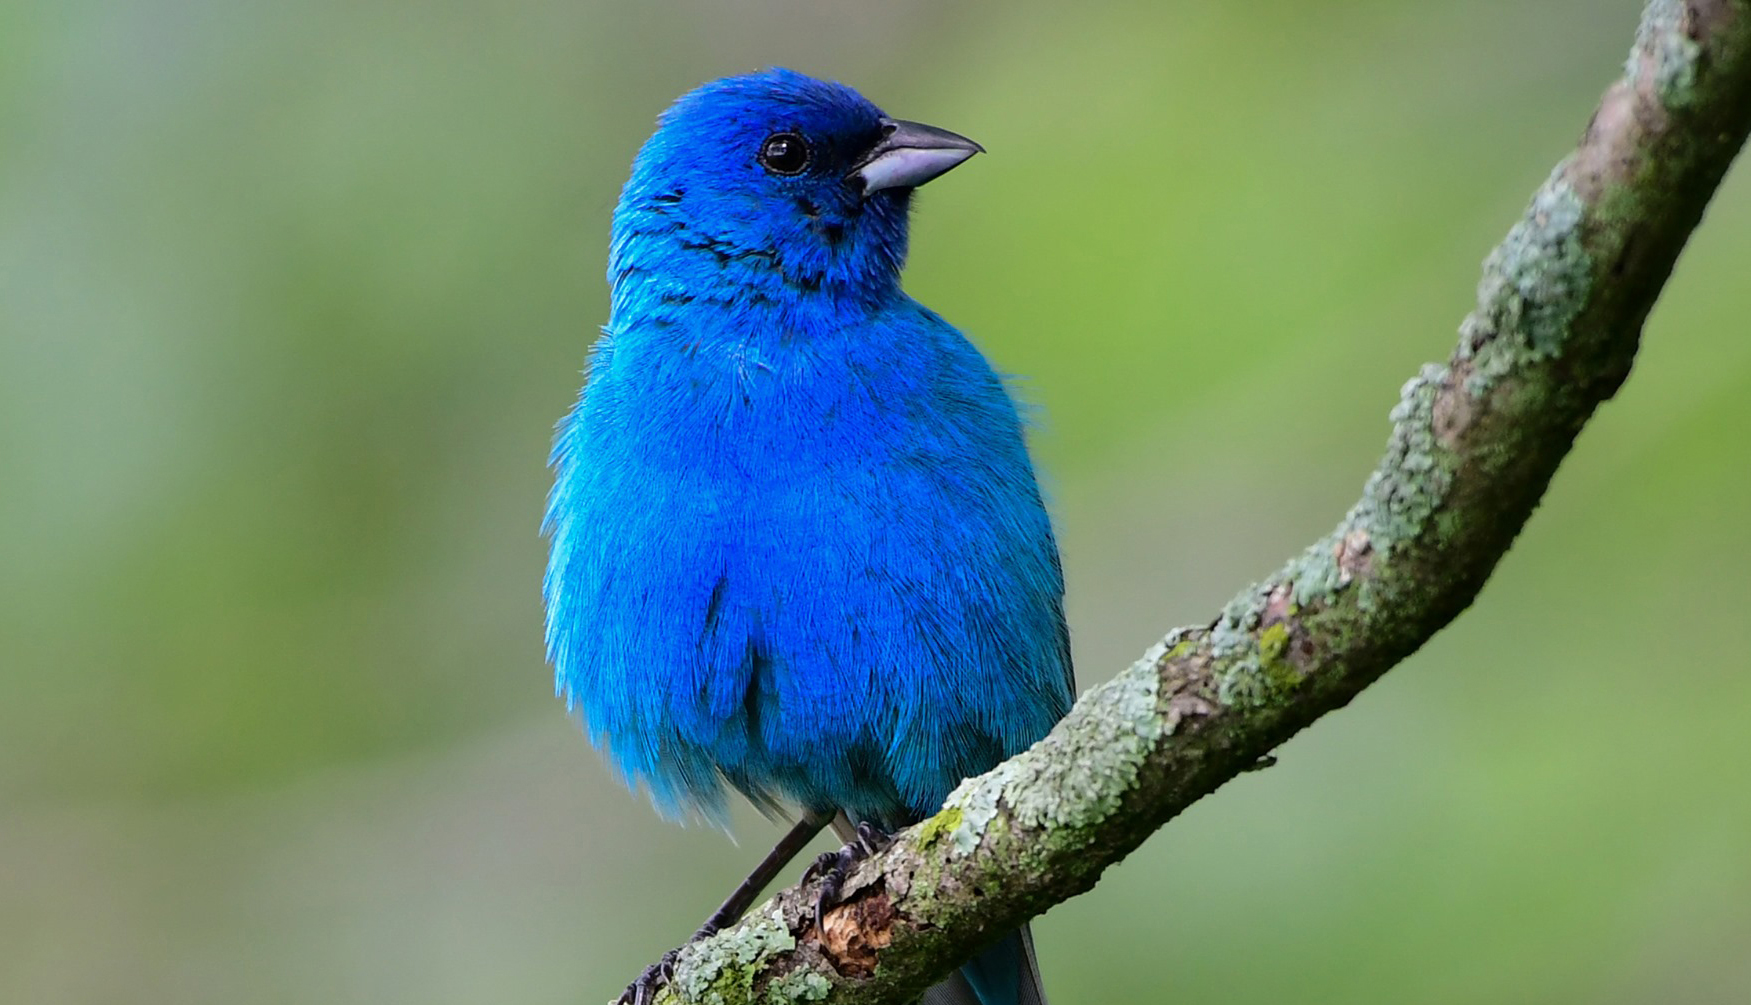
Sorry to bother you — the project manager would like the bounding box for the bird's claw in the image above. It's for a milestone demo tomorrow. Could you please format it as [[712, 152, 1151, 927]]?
[[806, 820, 891, 928], [852, 820, 891, 857], [616, 949, 678, 1005]]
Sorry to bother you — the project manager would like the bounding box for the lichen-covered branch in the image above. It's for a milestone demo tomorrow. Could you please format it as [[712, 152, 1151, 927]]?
[[638, 3, 1751, 1002]]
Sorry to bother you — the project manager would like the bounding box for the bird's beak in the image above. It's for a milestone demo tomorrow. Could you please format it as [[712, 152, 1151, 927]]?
[[851, 118, 984, 195]]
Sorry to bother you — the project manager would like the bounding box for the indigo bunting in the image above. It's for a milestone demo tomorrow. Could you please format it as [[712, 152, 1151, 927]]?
[[544, 69, 1071, 1005]]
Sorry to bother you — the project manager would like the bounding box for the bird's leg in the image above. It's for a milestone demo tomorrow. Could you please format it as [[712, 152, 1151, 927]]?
[[616, 810, 832, 1005], [617, 953, 679, 1005], [694, 810, 833, 939], [805, 818, 893, 928]]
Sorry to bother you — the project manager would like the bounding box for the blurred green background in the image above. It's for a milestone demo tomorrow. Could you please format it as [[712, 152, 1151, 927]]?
[[5, 0, 1749, 1002]]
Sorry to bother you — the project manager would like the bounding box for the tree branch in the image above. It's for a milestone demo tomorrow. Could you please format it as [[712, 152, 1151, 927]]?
[[638, 3, 1751, 1001]]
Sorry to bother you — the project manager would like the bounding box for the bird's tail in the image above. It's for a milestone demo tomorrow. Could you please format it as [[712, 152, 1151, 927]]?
[[919, 924, 1047, 1005]]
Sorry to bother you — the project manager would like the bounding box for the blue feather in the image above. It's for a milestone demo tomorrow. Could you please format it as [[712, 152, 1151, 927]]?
[[543, 69, 1071, 1004]]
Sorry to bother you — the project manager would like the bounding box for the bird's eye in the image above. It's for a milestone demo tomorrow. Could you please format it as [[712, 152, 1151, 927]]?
[[758, 133, 811, 176]]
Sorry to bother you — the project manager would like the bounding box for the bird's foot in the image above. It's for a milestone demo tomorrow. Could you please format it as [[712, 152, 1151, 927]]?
[[616, 948, 679, 1005], [805, 821, 891, 928]]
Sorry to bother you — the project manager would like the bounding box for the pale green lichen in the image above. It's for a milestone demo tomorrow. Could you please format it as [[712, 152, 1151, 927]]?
[[666, 905, 795, 1005], [1288, 166, 1590, 615], [1205, 70, 1604, 705], [1207, 586, 1271, 705], [762, 970, 830, 1004], [942, 663, 1161, 849], [945, 769, 1002, 856], [1204, 579, 1308, 704], [1278, 171, 1590, 620], [1212, 136, 1597, 689], [1258, 361, 1452, 623], [1459, 171, 1591, 395], [1282, 539, 1344, 605], [1352, 366, 1452, 555], [1627, 0, 1702, 105], [1122, 628, 1198, 688]]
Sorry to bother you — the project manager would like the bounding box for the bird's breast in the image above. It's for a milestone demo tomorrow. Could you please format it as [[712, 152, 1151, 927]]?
[[605, 314, 920, 482]]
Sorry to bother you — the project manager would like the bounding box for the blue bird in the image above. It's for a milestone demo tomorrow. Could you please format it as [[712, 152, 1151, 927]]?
[[544, 68, 1072, 1005]]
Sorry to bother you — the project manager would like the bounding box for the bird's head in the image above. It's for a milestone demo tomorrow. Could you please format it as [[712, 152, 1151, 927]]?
[[610, 68, 982, 308]]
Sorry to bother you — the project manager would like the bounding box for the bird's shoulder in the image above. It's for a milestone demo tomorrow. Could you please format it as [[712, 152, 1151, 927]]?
[[588, 296, 1005, 421]]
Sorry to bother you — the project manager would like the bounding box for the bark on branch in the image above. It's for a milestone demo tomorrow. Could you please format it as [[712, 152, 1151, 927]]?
[[638, 3, 1751, 1001]]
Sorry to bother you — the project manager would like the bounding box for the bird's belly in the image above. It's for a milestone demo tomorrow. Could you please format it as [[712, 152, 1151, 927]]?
[[549, 352, 1066, 823], [554, 458, 1010, 823]]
